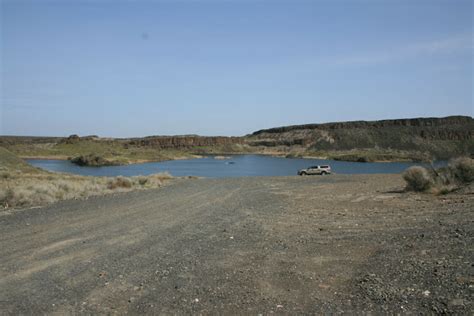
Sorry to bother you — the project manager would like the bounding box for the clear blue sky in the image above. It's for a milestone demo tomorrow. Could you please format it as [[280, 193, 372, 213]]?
[[1, 0, 472, 137]]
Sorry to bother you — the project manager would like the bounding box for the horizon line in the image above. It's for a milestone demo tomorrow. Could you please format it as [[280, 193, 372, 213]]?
[[1, 115, 472, 139]]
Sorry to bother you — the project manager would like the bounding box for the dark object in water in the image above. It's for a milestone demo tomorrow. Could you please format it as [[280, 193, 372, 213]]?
[[226, 161, 236, 165]]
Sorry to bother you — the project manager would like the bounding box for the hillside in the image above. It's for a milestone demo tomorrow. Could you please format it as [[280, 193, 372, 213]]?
[[246, 116, 474, 161], [1, 116, 472, 163], [0, 147, 40, 173], [0, 135, 249, 165]]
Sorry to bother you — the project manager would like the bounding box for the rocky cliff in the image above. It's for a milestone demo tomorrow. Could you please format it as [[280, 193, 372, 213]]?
[[247, 116, 474, 160], [125, 136, 244, 149]]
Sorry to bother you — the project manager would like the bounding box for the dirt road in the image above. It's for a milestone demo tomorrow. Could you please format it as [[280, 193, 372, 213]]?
[[1, 175, 472, 314]]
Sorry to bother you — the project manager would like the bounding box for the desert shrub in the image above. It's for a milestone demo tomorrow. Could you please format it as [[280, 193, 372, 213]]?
[[449, 157, 474, 183], [0, 172, 11, 179], [56, 180, 72, 193], [71, 154, 119, 167], [150, 172, 172, 180], [107, 176, 132, 189], [0, 188, 14, 207], [145, 172, 172, 186], [403, 157, 474, 194], [137, 176, 148, 186], [403, 166, 434, 192], [54, 180, 86, 200], [431, 184, 458, 195], [0, 186, 55, 208], [1, 171, 173, 209]]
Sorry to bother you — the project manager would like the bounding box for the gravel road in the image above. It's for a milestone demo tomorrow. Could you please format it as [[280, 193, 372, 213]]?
[[0, 175, 472, 314]]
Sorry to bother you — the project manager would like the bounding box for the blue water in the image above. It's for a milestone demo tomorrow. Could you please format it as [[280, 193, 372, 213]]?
[[26, 155, 446, 178]]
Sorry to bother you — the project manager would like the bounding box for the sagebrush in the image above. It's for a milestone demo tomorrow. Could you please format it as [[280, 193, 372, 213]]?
[[403, 157, 474, 193], [402, 166, 434, 192], [0, 172, 173, 209]]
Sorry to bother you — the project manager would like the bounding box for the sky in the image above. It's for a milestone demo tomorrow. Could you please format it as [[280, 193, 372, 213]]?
[[0, 0, 472, 137]]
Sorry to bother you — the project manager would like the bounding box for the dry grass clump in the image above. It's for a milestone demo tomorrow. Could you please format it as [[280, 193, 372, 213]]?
[[107, 176, 132, 189], [0, 171, 174, 209], [403, 157, 474, 194], [133, 172, 173, 187], [449, 157, 474, 183], [402, 166, 434, 192], [137, 176, 149, 186]]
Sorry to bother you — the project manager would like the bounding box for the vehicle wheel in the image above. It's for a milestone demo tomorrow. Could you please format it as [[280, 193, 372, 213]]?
[[321, 171, 327, 175], [300, 172, 307, 176]]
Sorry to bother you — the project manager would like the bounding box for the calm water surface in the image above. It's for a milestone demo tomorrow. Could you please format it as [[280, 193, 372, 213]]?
[[27, 155, 446, 178]]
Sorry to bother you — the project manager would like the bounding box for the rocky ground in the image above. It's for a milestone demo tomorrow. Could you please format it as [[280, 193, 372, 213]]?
[[0, 175, 472, 314]]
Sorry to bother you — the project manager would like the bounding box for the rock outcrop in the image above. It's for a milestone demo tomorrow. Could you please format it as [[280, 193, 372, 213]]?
[[251, 116, 473, 135], [126, 136, 244, 149], [247, 116, 474, 159]]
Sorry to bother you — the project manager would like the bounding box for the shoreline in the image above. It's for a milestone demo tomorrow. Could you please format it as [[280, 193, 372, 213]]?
[[21, 154, 205, 166], [20, 155, 70, 161], [183, 152, 441, 165], [22, 153, 444, 165]]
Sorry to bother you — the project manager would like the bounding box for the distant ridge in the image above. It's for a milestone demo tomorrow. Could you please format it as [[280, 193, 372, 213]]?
[[1, 116, 472, 163], [247, 116, 474, 160], [251, 116, 473, 135]]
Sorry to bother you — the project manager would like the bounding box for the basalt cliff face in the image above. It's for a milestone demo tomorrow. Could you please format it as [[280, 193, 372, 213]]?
[[125, 136, 244, 149], [246, 116, 474, 160]]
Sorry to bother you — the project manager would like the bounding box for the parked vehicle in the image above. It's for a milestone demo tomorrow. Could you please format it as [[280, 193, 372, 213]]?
[[298, 165, 331, 176]]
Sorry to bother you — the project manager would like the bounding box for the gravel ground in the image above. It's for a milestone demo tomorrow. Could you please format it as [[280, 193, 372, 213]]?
[[0, 174, 472, 314]]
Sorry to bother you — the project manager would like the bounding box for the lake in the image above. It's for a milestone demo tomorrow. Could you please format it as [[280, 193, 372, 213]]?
[[26, 155, 446, 178]]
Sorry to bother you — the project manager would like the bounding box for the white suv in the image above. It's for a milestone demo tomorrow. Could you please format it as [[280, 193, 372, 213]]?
[[298, 165, 332, 176]]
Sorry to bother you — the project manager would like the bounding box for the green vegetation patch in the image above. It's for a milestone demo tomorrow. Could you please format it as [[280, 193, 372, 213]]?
[[70, 154, 124, 167]]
